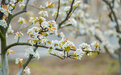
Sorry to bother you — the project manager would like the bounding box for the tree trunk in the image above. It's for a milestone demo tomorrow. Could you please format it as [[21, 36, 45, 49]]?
[[1, 36, 9, 75], [119, 38, 121, 75], [120, 50, 121, 75]]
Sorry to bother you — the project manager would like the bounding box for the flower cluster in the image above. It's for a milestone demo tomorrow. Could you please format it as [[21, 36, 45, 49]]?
[[24, 67, 31, 75], [18, 0, 25, 8], [38, 11, 48, 17], [74, 41, 100, 59], [46, 1, 55, 8], [47, 31, 100, 59], [18, 17, 27, 26], [7, 49, 15, 54], [0, 19, 7, 28], [79, 43, 92, 51], [7, 24, 14, 34], [14, 32, 23, 39], [73, 49, 84, 60], [27, 16, 57, 45], [39, 1, 55, 11], [8, 0, 16, 10], [0, 4, 12, 16], [48, 32, 76, 54], [15, 58, 31, 75], [15, 58, 24, 65]]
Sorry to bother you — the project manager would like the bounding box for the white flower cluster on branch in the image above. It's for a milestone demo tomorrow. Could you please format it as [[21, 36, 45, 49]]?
[[0, 0, 103, 75]]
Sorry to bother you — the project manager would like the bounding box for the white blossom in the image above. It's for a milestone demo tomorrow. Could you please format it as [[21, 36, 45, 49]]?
[[0, 19, 7, 28], [38, 11, 48, 17], [25, 47, 40, 59], [24, 67, 31, 75]]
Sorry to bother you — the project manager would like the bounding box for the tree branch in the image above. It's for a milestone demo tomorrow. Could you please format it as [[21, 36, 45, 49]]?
[[5, 41, 99, 54], [12, 0, 30, 18], [95, 35, 119, 59], [50, 53, 64, 60], [55, 0, 60, 21], [103, 0, 120, 33], [11, 0, 19, 11], [5, 42, 64, 53], [17, 47, 38, 75], [0, 30, 4, 39], [58, 0, 75, 28]]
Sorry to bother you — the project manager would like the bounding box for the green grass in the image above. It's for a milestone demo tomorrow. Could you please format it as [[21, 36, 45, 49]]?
[[106, 60, 120, 73], [29, 62, 48, 72]]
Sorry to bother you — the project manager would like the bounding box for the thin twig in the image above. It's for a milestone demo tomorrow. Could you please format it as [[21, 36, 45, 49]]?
[[50, 53, 64, 60]]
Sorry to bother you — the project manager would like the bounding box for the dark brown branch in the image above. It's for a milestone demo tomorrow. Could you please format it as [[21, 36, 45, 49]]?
[[55, 0, 60, 21], [5, 41, 99, 55], [103, 0, 120, 33], [11, 0, 19, 11], [5, 42, 63, 53], [12, 0, 29, 18], [58, 0, 75, 28]]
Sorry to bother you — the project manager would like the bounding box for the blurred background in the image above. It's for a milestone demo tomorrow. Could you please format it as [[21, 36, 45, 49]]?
[[0, 0, 120, 75]]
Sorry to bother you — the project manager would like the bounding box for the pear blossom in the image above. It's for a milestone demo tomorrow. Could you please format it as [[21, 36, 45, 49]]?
[[73, 1, 81, 7], [7, 50, 15, 54], [66, 18, 77, 27], [29, 17, 46, 26], [24, 67, 31, 75], [46, 1, 55, 8], [39, 11, 48, 17], [14, 32, 23, 39], [41, 21, 49, 28], [64, 6, 70, 12], [40, 5, 45, 10], [79, 43, 92, 51], [91, 41, 100, 48], [19, 0, 25, 8], [52, 11, 57, 16], [57, 52, 64, 57], [59, 32, 65, 38], [62, 40, 75, 52], [18, 17, 27, 26], [15, 58, 23, 64], [25, 47, 40, 59], [74, 49, 84, 60], [0, 4, 12, 16], [0, 19, 7, 28]]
